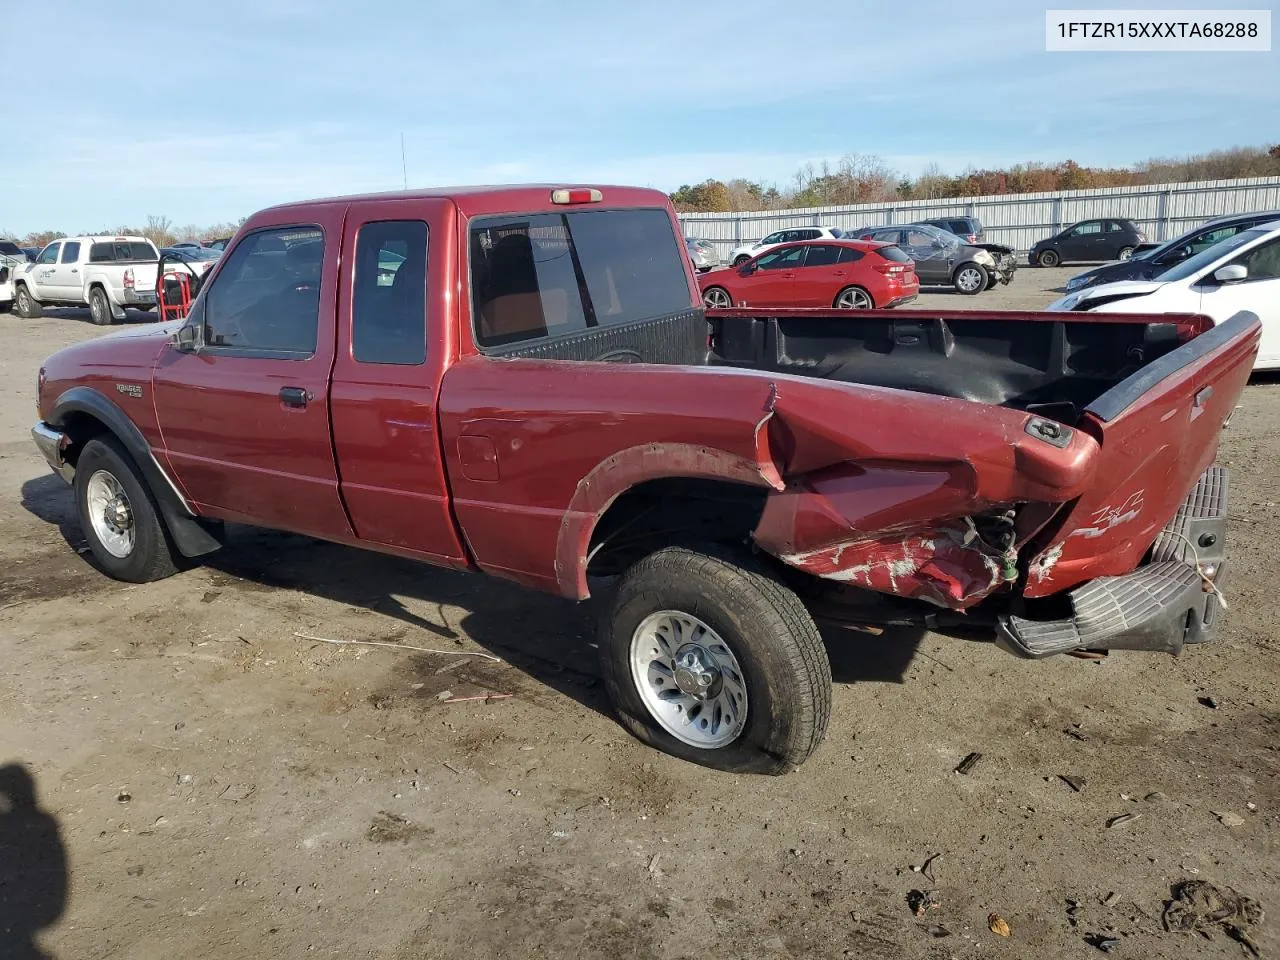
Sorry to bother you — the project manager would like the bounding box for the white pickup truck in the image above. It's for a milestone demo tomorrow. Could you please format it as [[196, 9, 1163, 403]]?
[[12, 236, 161, 324]]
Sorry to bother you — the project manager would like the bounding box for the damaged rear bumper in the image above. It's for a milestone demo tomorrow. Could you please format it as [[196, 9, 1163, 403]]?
[[997, 466, 1227, 658]]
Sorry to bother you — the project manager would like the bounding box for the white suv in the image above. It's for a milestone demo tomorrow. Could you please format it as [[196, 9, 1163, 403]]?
[[728, 227, 843, 265]]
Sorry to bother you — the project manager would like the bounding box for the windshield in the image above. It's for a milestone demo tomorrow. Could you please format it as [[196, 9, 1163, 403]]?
[[1154, 228, 1267, 282]]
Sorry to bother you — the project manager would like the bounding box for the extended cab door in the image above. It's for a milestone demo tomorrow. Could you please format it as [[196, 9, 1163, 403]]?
[[327, 199, 468, 563], [151, 212, 354, 540]]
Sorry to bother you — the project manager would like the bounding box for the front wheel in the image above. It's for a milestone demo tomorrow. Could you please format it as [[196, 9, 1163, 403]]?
[[15, 284, 41, 318], [1117, 246, 1134, 261], [74, 436, 180, 583], [1037, 249, 1060, 267], [702, 286, 732, 309], [953, 264, 987, 295], [834, 286, 873, 309], [88, 287, 114, 326], [598, 546, 832, 774]]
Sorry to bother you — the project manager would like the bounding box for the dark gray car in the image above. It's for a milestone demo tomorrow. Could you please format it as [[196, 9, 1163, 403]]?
[[851, 223, 1015, 295]]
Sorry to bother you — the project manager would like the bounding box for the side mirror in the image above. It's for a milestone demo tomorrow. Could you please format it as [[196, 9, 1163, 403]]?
[[740, 262, 757, 275], [172, 322, 202, 353], [931, 239, 946, 250], [1213, 263, 1247, 284]]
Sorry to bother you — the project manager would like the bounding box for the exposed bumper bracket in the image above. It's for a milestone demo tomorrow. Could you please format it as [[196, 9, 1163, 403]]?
[[998, 466, 1227, 658]]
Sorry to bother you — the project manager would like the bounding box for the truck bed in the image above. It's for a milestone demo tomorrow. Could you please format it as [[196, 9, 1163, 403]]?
[[707, 308, 1208, 422]]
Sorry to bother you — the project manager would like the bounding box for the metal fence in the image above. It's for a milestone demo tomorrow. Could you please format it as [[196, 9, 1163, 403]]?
[[678, 176, 1280, 257]]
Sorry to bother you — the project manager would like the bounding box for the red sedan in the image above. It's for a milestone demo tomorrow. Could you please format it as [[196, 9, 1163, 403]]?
[[698, 239, 919, 310]]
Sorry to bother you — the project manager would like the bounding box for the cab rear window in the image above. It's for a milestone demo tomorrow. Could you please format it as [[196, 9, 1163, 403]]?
[[89, 241, 159, 263], [470, 208, 690, 348]]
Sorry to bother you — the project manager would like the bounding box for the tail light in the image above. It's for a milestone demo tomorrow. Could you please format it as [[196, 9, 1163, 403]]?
[[123, 268, 135, 289], [966, 234, 977, 244], [874, 263, 908, 275]]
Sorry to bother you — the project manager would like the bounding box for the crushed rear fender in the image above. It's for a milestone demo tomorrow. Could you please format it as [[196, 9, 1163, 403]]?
[[750, 382, 1101, 610]]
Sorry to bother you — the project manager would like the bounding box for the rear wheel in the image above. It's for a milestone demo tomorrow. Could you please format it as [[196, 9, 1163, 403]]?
[[598, 546, 832, 774], [732, 255, 750, 266], [1038, 249, 1060, 267], [15, 284, 41, 318], [74, 436, 180, 583], [1117, 246, 1134, 261], [702, 286, 732, 309], [834, 286, 873, 309], [88, 287, 113, 326], [953, 263, 987, 295]]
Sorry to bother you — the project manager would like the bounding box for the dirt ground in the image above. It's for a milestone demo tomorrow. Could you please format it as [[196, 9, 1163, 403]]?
[[2, 268, 1276, 960]]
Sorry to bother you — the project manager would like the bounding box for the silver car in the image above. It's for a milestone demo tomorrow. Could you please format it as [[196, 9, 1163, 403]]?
[[686, 237, 721, 273]]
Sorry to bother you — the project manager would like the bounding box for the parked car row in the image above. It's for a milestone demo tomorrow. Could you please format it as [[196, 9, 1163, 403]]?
[[1050, 217, 1280, 370], [3, 234, 224, 324]]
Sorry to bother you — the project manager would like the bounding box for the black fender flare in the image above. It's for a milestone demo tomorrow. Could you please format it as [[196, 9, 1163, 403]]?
[[49, 386, 223, 558]]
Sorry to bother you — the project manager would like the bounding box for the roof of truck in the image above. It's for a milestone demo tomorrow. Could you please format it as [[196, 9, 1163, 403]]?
[[260, 184, 674, 218]]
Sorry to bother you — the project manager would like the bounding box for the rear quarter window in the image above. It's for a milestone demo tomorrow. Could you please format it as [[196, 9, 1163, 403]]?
[[470, 208, 690, 349], [875, 245, 913, 263]]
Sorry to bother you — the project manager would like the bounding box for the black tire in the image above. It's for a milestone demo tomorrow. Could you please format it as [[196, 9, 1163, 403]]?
[[1117, 246, 1134, 261], [15, 284, 41, 318], [598, 546, 832, 775], [702, 286, 733, 309], [953, 263, 987, 296], [1038, 249, 1060, 267], [74, 436, 180, 583], [88, 287, 114, 326], [732, 255, 751, 266], [834, 285, 874, 309]]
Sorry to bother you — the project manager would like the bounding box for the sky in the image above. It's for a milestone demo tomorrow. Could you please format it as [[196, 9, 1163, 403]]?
[[2, 0, 1276, 235]]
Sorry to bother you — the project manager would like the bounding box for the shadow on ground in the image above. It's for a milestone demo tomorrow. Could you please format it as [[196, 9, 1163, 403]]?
[[0, 763, 68, 960], [21, 478, 934, 718]]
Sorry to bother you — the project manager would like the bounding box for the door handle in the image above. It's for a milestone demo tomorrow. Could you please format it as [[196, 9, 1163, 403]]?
[[833, 270, 846, 277], [279, 386, 309, 408], [70, 268, 78, 273]]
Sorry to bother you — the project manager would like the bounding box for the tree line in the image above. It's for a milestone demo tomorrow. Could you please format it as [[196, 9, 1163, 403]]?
[[671, 143, 1280, 212], [3, 215, 246, 251]]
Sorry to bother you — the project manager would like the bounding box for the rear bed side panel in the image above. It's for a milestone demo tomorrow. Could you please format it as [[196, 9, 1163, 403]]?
[[437, 360, 1100, 599], [1023, 311, 1260, 597]]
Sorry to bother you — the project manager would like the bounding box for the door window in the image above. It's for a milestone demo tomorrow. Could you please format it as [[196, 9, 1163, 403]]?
[[352, 221, 428, 365], [36, 244, 60, 265], [1070, 222, 1103, 237], [800, 244, 841, 267], [755, 246, 805, 270], [871, 229, 901, 245], [203, 226, 324, 356], [761, 231, 787, 245], [1231, 237, 1280, 281], [905, 229, 943, 259], [60, 241, 81, 263]]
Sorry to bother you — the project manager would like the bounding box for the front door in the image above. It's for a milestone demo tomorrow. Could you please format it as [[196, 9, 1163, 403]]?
[[1198, 235, 1280, 366], [744, 244, 805, 305], [1062, 221, 1104, 261], [31, 242, 60, 297], [903, 228, 948, 284], [327, 200, 467, 563], [151, 214, 353, 541]]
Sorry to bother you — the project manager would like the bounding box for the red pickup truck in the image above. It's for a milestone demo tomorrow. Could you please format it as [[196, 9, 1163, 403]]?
[[32, 185, 1259, 774]]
